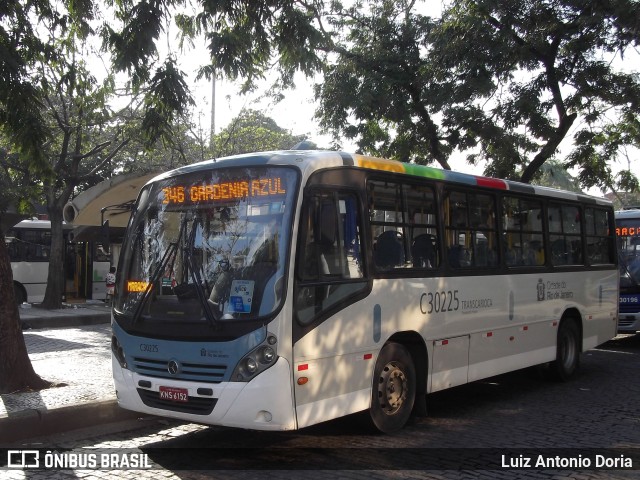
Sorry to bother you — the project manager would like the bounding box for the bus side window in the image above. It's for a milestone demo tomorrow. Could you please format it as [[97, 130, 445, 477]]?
[[295, 192, 366, 325], [503, 196, 545, 267], [550, 203, 583, 266], [445, 190, 497, 268], [585, 207, 614, 265]]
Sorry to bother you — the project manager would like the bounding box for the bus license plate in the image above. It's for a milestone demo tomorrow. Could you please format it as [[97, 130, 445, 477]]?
[[159, 386, 188, 403]]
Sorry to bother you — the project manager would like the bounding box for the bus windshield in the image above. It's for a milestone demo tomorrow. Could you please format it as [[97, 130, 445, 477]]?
[[115, 166, 298, 334], [617, 217, 640, 287]]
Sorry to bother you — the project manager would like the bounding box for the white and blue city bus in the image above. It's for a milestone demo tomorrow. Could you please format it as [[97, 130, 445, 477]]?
[[615, 208, 640, 333], [111, 151, 618, 433]]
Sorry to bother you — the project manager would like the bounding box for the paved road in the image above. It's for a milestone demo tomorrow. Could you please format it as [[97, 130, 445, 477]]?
[[3, 334, 639, 479]]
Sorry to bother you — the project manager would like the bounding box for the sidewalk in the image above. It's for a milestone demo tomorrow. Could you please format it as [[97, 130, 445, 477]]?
[[0, 302, 143, 445]]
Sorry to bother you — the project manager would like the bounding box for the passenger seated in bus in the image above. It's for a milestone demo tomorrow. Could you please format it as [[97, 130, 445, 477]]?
[[374, 230, 404, 270], [411, 233, 437, 268], [448, 244, 466, 268]]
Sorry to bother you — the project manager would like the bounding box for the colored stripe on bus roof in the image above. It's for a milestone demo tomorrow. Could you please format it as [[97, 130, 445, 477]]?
[[505, 182, 535, 195], [476, 176, 508, 190], [356, 156, 405, 173], [353, 155, 507, 189]]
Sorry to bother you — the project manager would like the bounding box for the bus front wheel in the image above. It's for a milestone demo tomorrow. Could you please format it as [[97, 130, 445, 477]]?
[[550, 319, 580, 381], [369, 342, 416, 433]]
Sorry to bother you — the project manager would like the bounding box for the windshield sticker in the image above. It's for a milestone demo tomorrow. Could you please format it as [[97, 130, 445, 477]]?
[[229, 280, 255, 313]]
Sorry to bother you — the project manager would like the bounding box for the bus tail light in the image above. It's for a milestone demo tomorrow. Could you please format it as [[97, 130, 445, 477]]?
[[231, 333, 278, 382]]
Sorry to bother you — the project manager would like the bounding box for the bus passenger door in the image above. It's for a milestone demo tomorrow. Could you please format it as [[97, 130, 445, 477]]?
[[293, 190, 370, 429], [429, 335, 470, 392]]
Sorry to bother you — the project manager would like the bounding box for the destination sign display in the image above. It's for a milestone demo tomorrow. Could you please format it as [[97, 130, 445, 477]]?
[[161, 177, 287, 205], [127, 281, 151, 293], [616, 226, 640, 237]]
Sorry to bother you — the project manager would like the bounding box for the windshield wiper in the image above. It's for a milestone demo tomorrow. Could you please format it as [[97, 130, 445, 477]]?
[[184, 219, 219, 328], [131, 240, 178, 325], [131, 217, 188, 325], [619, 251, 640, 287]]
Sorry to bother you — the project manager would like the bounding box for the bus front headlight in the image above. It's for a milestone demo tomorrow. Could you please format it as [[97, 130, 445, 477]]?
[[111, 335, 127, 369], [244, 357, 258, 374], [258, 346, 275, 364], [231, 333, 278, 382]]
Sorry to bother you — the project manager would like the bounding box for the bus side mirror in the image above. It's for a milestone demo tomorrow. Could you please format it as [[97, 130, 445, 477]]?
[[101, 220, 110, 250]]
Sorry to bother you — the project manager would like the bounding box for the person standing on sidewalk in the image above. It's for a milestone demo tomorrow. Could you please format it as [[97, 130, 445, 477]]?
[[106, 266, 116, 305]]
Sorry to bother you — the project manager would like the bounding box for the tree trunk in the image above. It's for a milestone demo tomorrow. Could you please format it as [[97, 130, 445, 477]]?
[[41, 206, 66, 309], [0, 228, 51, 393]]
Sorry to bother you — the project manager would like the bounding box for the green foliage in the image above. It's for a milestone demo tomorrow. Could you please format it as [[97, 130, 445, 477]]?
[[315, 0, 640, 193], [110, 109, 207, 174], [213, 109, 307, 157], [141, 59, 195, 148], [3, 0, 640, 198], [431, 0, 640, 189], [106, 0, 326, 95], [317, 1, 451, 166], [102, 0, 164, 87], [0, 1, 54, 171], [531, 160, 583, 193]]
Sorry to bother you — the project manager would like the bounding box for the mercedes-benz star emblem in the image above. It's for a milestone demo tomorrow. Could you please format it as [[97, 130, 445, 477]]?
[[168, 360, 180, 375]]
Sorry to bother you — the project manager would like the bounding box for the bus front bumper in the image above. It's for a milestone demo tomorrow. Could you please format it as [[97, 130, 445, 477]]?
[[113, 356, 297, 430], [618, 313, 640, 333]]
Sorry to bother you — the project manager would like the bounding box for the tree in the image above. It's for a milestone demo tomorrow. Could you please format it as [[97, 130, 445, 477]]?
[[0, 0, 72, 393], [24, 27, 130, 309], [103, 0, 328, 128], [214, 109, 308, 157], [0, 0, 189, 391], [430, 0, 640, 190], [0, 229, 52, 393], [0, 151, 51, 393], [316, 0, 640, 192], [0, 1, 52, 172], [315, 1, 454, 168], [534, 160, 582, 192]]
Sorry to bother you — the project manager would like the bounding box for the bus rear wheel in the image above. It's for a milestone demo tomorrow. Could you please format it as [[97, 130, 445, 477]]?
[[550, 319, 580, 381], [369, 342, 416, 433]]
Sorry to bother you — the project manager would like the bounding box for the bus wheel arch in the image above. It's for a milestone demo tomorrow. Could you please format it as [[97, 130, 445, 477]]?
[[369, 332, 426, 433], [551, 310, 582, 381], [13, 281, 27, 304]]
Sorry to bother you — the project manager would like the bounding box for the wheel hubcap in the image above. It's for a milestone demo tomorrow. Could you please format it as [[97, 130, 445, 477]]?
[[377, 362, 408, 415]]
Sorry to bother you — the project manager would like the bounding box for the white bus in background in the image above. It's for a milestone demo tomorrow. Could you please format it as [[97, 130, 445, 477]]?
[[6, 219, 60, 304], [615, 208, 640, 333], [111, 150, 619, 433], [6, 219, 110, 303]]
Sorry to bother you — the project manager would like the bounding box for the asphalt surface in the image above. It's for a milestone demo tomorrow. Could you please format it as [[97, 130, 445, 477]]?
[[0, 302, 142, 444]]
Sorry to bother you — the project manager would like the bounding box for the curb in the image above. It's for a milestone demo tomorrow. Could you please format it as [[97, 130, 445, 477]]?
[[20, 313, 111, 330], [0, 400, 143, 445]]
